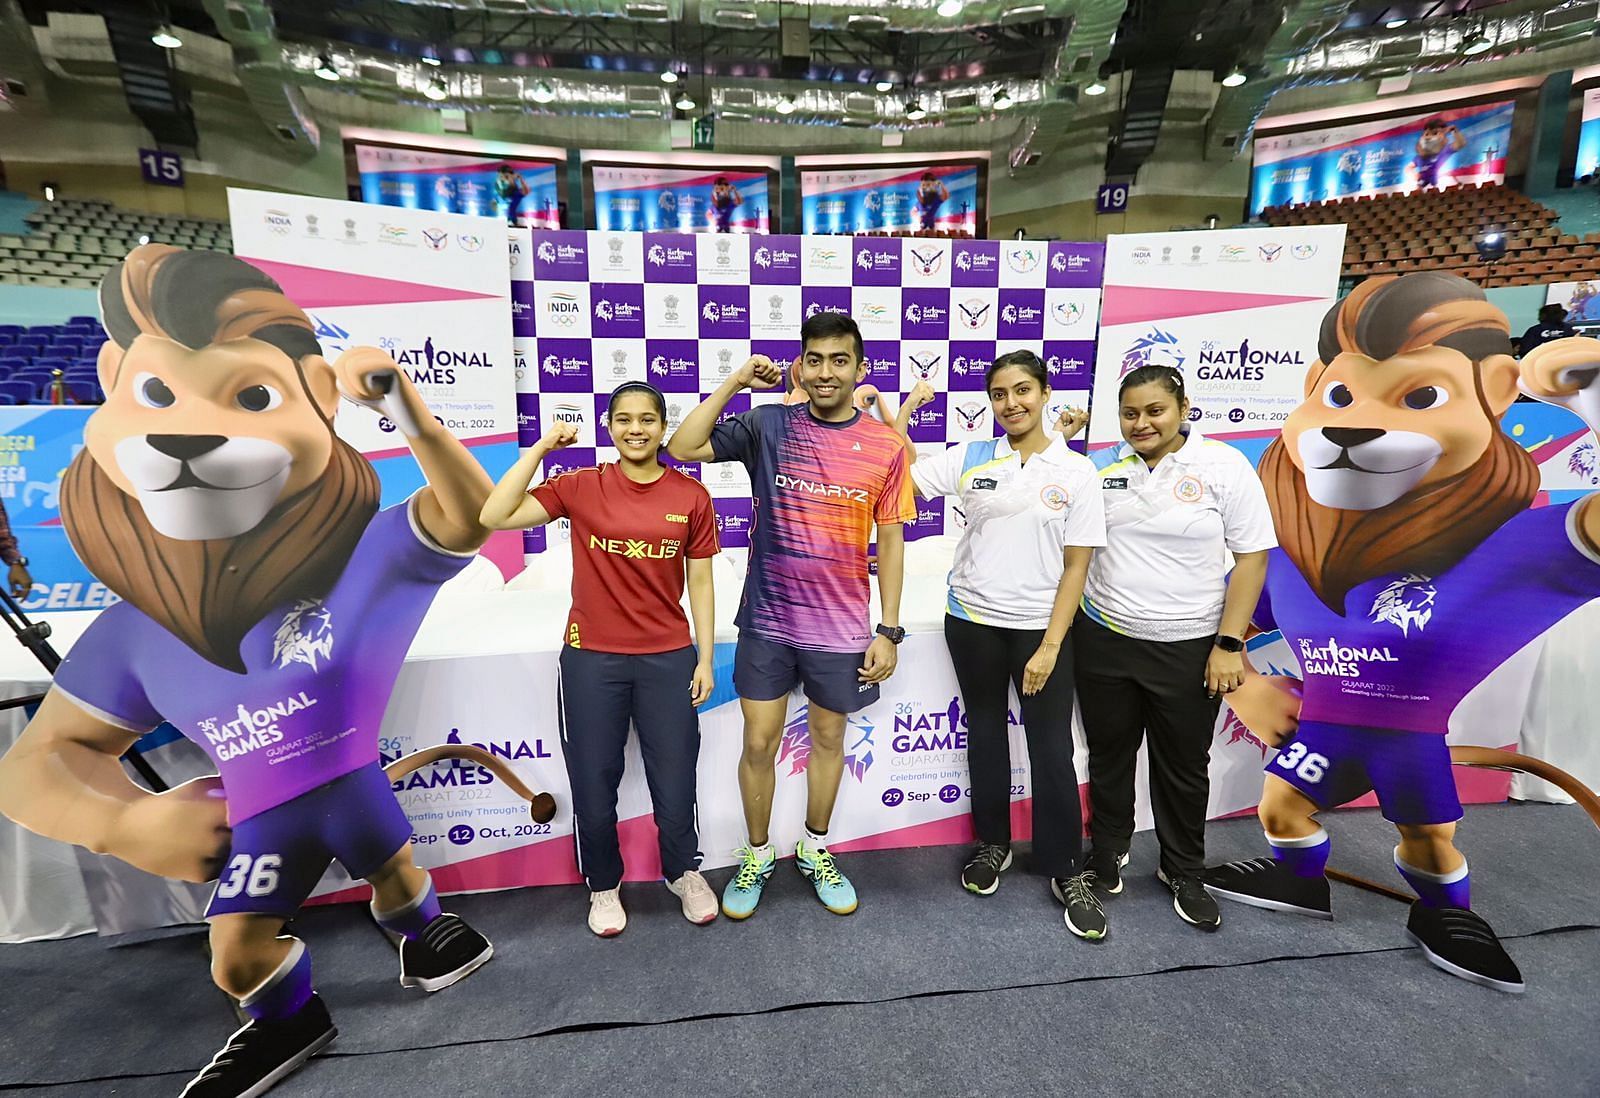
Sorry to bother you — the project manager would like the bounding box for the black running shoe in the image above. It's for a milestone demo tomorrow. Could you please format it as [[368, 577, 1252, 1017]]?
[[1157, 868, 1221, 931], [1203, 857, 1333, 920], [180, 993, 336, 1098], [400, 913, 494, 992], [1051, 872, 1108, 941], [1406, 903, 1525, 994], [960, 842, 1013, 896], [1084, 848, 1129, 896]]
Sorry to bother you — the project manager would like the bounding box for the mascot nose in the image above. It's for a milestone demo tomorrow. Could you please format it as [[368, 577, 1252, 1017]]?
[[147, 435, 228, 462], [1322, 426, 1385, 449]]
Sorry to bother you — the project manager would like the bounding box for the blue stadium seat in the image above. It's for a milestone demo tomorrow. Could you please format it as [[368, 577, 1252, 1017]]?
[[0, 380, 36, 404]]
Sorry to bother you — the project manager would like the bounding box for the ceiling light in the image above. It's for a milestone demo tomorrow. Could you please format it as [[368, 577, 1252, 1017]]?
[[1084, 81, 1106, 96], [993, 89, 1014, 110], [151, 26, 182, 49], [1385, 18, 1407, 29], [1461, 33, 1493, 56], [906, 99, 927, 121], [421, 54, 441, 66], [675, 93, 696, 110], [936, 0, 963, 16], [530, 81, 555, 103], [660, 69, 679, 84], [776, 95, 797, 115], [875, 79, 894, 92], [1221, 70, 1247, 87], [423, 77, 448, 101], [314, 54, 339, 81]]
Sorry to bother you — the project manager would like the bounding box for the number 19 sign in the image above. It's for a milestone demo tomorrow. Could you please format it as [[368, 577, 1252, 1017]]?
[[1096, 182, 1129, 215], [139, 148, 184, 188]]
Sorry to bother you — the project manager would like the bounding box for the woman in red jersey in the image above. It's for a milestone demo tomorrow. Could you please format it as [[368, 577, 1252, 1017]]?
[[482, 381, 719, 937]]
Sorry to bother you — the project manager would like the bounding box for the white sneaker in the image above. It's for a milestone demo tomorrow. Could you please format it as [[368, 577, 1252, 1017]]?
[[587, 888, 626, 937], [666, 870, 719, 925]]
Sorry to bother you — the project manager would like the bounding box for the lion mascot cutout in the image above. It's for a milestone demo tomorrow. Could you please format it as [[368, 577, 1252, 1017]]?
[[1208, 272, 1600, 994], [0, 245, 554, 1097]]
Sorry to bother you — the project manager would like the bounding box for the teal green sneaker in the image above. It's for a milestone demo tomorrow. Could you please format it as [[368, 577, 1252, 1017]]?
[[721, 844, 776, 920], [796, 837, 858, 915]]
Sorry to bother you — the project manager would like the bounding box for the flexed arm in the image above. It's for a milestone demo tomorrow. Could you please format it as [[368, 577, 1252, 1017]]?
[[0, 690, 231, 882], [1521, 337, 1600, 556], [480, 420, 579, 530], [335, 347, 494, 554]]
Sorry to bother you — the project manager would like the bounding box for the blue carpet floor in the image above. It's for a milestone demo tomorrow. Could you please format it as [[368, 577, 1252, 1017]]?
[[3, 804, 1596, 1095]]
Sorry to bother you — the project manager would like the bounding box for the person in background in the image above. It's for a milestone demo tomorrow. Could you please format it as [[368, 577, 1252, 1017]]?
[[897, 354, 1110, 940], [1518, 303, 1577, 357], [480, 382, 720, 937], [1066, 365, 1275, 932], [0, 498, 34, 600]]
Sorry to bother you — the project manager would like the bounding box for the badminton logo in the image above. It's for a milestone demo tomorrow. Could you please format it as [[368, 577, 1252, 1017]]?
[[778, 705, 876, 782]]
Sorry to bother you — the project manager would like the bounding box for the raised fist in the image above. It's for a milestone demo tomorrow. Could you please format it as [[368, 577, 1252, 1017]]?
[[544, 419, 580, 449], [903, 381, 937, 412], [735, 355, 783, 391], [1055, 404, 1090, 440]]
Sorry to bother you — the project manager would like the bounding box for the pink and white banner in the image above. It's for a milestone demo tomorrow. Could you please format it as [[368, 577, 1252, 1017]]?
[[227, 188, 524, 577], [1087, 225, 1346, 457]]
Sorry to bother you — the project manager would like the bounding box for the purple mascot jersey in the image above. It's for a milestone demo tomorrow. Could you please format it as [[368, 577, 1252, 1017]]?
[[1257, 502, 1600, 735], [54, 495, 472, 824]]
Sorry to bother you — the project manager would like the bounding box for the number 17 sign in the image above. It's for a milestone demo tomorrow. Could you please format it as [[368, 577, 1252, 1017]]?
[[1095, 182, 1129, 215]]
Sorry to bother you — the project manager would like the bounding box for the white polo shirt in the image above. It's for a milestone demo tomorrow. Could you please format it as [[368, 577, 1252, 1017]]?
[[911, 434, 1106, 630], [1081, 429, 1277, 642]]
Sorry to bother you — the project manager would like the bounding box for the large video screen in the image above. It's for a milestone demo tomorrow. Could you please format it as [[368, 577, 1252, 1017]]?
[[352, 143, 562, 229], [589, 165, 773, 234], [1250, 100, 1513, 213], [800, 162, 983, 236]]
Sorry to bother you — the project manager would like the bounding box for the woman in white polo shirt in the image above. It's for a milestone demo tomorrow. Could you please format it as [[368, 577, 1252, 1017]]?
[[1068, 364, 1275, 932], [898, 350, 1110, 940]]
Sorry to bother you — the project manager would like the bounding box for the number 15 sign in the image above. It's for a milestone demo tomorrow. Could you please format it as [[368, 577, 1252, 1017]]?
[[139, 148, 184, 188]]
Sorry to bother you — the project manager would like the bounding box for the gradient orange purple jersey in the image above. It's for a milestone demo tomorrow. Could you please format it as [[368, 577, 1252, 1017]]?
[[709, 402, 916, 652]]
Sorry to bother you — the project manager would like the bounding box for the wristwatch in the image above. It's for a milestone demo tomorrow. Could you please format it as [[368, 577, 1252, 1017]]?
[[9, 557, 26, 568], [1213, 634, 1244, 653], [876, 624, 906, 645]]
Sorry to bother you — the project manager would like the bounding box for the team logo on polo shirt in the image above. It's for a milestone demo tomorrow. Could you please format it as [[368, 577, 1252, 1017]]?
[[1174, 475, 1203, 502], [1103, 477, 1129, 490], [1040, 484, 1069, 511], [971, 477, 998, 491]]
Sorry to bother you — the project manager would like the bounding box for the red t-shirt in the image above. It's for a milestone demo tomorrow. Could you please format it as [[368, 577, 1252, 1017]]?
[[531, 463, 719, 654]]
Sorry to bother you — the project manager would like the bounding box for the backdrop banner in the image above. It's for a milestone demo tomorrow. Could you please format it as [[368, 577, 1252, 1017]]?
[[1251, 100, 1514, 212], [1577, 86, 1600, 182], [353, 144, 562, 230], [228, 188, 523, 576], [591, 166, 772, 234], [0, 407, 122, 613], [1088, 225, 1346, 466], [512, 230, 1104, 556], [306, 635, 1080, 900], [799, 163, 982, 236]]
